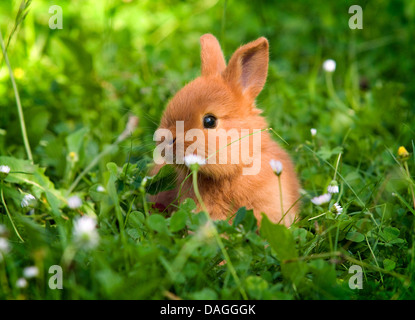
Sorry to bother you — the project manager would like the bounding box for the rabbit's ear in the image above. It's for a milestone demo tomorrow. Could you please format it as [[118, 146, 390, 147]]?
[[223, 37, 269, 102], [200, 34, 226, 77]]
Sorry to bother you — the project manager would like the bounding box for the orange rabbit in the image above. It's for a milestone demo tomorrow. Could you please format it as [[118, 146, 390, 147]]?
[[150, 34, 300, 225]]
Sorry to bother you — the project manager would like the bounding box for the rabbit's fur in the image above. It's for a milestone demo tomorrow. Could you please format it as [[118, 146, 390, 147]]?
[[150, 34, 300, 225]]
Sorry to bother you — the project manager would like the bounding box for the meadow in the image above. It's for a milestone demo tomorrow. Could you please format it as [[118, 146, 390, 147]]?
[[0, 0, 414, 300]]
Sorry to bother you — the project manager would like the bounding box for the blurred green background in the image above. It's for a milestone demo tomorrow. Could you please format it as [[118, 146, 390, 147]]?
[[1, 0, 414, 179]]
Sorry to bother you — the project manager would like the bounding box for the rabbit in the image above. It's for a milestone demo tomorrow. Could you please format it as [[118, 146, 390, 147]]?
[[150, 34, 300, 226]]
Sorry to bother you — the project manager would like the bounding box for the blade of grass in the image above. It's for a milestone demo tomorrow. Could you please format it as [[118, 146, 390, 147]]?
[[0, 28, 33, 163], [190, 168, 248, 300], [5, 1, 32, 51], [0, 186, 24, 242], [392, 191, 415, 216]]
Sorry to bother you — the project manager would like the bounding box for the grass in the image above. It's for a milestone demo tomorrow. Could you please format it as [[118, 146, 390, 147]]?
[[0, 0, 414, 300]]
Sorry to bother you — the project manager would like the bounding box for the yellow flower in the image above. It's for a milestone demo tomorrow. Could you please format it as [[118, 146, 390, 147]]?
[[398, 146, 410, 160], [68, 151, 79, 162], [13, 68, 25, 79]]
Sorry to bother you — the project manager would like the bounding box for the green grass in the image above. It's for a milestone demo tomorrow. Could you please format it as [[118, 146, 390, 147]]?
[[0, 0, 415, 300]]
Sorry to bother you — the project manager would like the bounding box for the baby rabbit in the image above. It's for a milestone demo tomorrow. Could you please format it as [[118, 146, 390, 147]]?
[[150, 34, 300, 225]]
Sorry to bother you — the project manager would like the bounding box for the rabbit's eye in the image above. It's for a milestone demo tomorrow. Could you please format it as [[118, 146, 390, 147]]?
[[203, 114, 217, 129]]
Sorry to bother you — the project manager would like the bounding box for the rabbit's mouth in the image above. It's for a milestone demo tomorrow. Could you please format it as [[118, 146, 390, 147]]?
[[155, 129, 262, 178]]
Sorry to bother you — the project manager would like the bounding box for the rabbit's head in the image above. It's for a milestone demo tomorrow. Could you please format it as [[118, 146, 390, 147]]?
[[156, 34, 270, 179]]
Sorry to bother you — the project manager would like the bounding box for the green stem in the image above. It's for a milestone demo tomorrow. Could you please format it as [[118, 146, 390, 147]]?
[[191, 168, 248, 300], [365, 235, 383, 283], [303, 144, 365, 207], [392, 191, 415, 216], [403, 161, 415, 211], [0, 256, 11, 296], [307, 211, 328, 221], [66, 122, 136, 196], [267, 128, 289, 145], [333, 153, 342, 180], [61, 245, 77, 269], [278, 195, 304, 225], [325, 71, 349, 111], [141, 192, 149, 218], [0, 186, 24, 242], [277, 174, 284, 223], [0, 28, 33, 163], [191, 169, 208, 214], [66, 144, 115, 196]]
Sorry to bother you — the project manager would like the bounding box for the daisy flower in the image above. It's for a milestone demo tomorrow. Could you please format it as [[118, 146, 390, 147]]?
[[0, 237, 10, 254], [184, 154, 206, 169], [16, 278, 28, 288], [310, 128, 317, 137], [67, 195, 82, 209], [311, 193, 332, 206], [269, 159, 283, 176], [0, 236, 10, 262], [21, 194, 36, 208], [333, 202, 343, 215], [323, 59, 336, 73], [0, 165, 10, 180], [72, 216, 99, 249], [327, 180, 339, 194], [23, 266, 39, 279], [196, 221, 216, 241]]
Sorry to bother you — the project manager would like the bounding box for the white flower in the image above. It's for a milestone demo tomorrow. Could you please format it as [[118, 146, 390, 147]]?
[[323, 59, 336, 73], [21, 194, 36, 208], [333, 202, 343, 215], [327, 180, 339, 194], [0, 165, 11, 180], [195, 221, 216, 241], [72, 216, 99, 249], [269, 159, 283, 176], [310, 128, 317, 137], [0, 237, 9, 262], [311, 193, 332, 205], [96, 185, 105, 192], [67, 195, 82, 209], [327, 185, 339, 194], [0, 238, 10, 254], [16, 278, 28, 288], [184, 154, 206, 168], [0, 165, 10, 174], [23, 266, 39, 278]]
